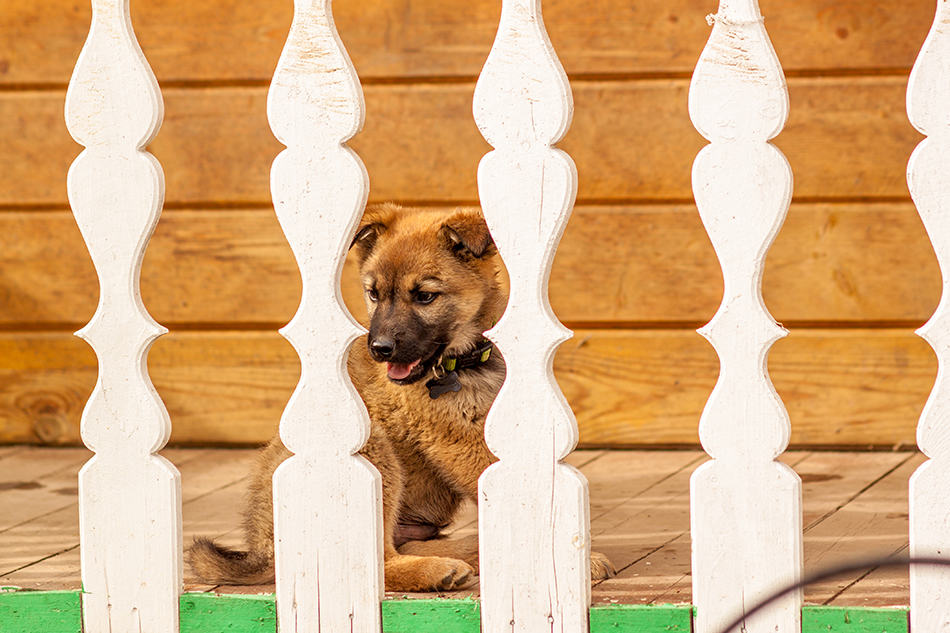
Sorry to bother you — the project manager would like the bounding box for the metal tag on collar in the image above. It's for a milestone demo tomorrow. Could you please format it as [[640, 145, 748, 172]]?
[[479, 346, 492, 363]]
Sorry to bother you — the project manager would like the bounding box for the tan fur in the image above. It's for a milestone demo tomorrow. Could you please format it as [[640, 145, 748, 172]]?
[[188, 203, 614, 592]]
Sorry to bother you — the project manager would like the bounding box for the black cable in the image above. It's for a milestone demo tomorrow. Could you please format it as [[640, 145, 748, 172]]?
[[714, 555, 950, 633]]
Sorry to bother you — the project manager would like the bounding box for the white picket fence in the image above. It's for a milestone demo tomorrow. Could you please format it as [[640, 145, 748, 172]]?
[[60, 0, 950, 632]]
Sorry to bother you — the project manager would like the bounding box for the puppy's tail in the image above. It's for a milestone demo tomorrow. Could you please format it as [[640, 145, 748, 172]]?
[[187, 538, 275, 585]]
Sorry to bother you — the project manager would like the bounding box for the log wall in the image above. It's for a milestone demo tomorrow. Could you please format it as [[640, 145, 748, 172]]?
[[0, 0, 934, 447]]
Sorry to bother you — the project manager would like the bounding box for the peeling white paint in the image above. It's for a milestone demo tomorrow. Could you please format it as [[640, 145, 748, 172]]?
[[688, 1, 803, 632], [909, 2, 950, 630], [66, 1, 182, 632], [475, 1, 590, 632], [269, 1, 382, 632]]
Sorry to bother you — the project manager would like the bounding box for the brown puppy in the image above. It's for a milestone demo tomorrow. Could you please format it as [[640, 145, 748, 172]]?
[[188, 203, 614, 591]]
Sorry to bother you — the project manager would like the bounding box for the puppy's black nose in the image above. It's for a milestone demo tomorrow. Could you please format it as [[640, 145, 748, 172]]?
[[371, 338, 395, 360]]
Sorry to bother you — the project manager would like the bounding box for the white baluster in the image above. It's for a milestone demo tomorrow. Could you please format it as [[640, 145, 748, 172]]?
[[474, 1, 590, 631], [688, 2, 802, 632], [908, 3, 950, 630], [65, 1, 181, 631], [268, 1, 382, 632]]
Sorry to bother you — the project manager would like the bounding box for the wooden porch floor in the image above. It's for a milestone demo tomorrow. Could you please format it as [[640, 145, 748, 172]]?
[[0, 446, 919, 606]]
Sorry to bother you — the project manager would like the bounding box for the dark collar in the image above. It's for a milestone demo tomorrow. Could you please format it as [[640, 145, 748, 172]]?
[[438, 339, 493, 373], [425, 339, 494, 399]]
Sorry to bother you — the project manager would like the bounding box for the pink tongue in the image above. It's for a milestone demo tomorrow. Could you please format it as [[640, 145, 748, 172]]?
[[387, 359, 420, 380]]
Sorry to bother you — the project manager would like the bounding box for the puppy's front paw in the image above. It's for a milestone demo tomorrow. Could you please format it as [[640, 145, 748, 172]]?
[[398, 534, 480, 574], [591, 551, 615, 581], [385, 554, 475, 592], [435, 559, 475, 591]]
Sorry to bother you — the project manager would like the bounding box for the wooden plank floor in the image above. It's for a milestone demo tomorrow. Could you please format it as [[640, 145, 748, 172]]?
[[0, 447, 918, 606]]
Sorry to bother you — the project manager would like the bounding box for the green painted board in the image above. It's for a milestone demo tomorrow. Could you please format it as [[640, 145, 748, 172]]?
[[0, 590, 918, 633], [0, 590, 81, 633], [180, 593, 276, 633], [383, 598, 480, 633], [802, 606, 909, 633], [589, 603, 692, 631]]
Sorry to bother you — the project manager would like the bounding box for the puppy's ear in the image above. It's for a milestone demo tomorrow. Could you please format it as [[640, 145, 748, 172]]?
[[440, 209, 495, 259], [351, 203, 400, 261]]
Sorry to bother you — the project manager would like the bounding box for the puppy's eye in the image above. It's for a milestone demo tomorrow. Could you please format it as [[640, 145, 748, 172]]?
[[415, 291, 438, 305], [366, 288, 378, 302]]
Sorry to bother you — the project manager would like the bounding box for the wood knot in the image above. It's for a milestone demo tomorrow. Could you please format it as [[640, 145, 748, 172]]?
[[15, 391, 77, 444], [33, 414, 71, 444]]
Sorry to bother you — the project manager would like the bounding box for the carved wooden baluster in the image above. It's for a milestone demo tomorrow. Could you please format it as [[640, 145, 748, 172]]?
[[688, 2, 802, 632], [908, 3, 950, 629], [65, 1, 181, 631], [268, 1, 382, 632], [474, 1, 590, 631]]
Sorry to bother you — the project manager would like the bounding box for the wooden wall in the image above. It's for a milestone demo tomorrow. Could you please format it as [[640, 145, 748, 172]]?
[[0, 0, 939, 447]]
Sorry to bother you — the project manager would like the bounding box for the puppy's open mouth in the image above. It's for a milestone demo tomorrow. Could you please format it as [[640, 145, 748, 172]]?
[[385, 345, 446, 385], [387, 359, 420, 381]]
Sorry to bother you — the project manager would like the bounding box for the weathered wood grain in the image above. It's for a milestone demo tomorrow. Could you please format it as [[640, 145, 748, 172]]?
[[0, 449, 88, 532], [0, 449, 252, 590], [0, 0, 934, 85], [444, 451, 705, 602], [0, 446, 24, 459], [0, 204, 937, 327], [439, 451, 607, 551], [585, 452, 701, 574], [0, 330, 931, 447], [0, 448, 922, 605], [0, 472, 248, 593], [0, 78, 919, 207], [586, 452, 809, 606], [0, 449, 647, 596], [805, 455, 921, 604], [828, 552, 910, 607], [647, 451, 913, 606]]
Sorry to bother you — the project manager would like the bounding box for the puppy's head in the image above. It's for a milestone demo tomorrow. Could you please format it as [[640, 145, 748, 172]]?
[[351, 203, 504, 385]]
